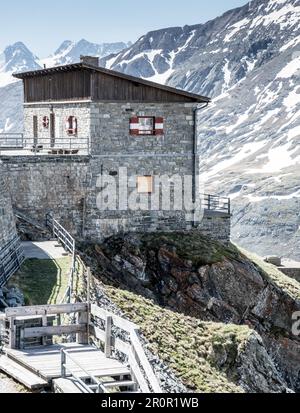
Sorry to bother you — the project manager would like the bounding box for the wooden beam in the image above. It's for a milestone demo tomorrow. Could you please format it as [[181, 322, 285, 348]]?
[[90, 304, 139, 333], [77, 312, 89, 345], [104, 316, 112, 358], [23, 324, 87, 339], [5, 303, 88, 318]]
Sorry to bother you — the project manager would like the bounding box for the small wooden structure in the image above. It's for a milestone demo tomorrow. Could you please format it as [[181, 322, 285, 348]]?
[[0, 302, 162, 393]]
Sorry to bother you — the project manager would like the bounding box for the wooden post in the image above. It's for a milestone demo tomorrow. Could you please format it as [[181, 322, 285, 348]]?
[[105, 316, 112, 358], [61, 349, 66, 378], [42, 315, 47, 346], [9, 317, 16, 349], [77, 311, 88, 345]]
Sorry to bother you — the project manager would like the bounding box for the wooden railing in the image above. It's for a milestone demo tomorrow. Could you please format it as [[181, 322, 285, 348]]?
[[4, 303, 89, 350], [0, 133, 24, 150], [0, 134, 90, 155], [90, 304, 162, 393], [2, 302, 162, 393]]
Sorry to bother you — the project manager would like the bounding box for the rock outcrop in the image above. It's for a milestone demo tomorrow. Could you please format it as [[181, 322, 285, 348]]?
[[82, 231, 300, 392]]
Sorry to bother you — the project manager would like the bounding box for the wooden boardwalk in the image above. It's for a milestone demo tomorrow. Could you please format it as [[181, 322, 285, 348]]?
[[5, 343, 131, 382], [0, 303, 162, 393]]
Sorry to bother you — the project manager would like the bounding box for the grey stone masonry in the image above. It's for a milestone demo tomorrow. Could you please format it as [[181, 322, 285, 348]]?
[[3, 99, 231, 245], [0, 161, 23, 286], [0, 161, 17, 248]]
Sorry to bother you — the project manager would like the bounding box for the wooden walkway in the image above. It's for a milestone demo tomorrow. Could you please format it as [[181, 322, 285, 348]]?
[[0, 303, 162, 393], [5, 343, 131, 382]]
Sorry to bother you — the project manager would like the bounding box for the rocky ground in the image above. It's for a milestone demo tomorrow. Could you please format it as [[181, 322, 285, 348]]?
[[80, 231, 300, 393], [0, 373, 27, 393]]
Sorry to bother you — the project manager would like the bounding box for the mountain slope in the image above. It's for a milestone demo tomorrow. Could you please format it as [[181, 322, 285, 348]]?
[[41, 38, 130, 68], [101, 0, 300, 259], [0, 39, 129, 132]]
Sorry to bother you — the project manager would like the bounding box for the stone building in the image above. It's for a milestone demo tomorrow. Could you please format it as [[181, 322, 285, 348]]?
[[0, 161, 24, 287], [5, 56, 231, 243]]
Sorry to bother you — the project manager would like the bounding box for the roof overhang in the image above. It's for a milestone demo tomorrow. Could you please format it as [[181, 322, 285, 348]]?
[[13, 63, 210, 104]]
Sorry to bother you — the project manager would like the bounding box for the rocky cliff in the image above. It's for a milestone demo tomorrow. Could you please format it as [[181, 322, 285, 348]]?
[[81, 231, 300, 393]]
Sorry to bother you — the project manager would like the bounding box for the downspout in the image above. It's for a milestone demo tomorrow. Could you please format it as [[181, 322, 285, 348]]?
[[192, 101, 209, 227]]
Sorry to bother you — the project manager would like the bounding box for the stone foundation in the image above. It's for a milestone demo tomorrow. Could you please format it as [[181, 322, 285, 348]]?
[[1, 156, 231, 245]]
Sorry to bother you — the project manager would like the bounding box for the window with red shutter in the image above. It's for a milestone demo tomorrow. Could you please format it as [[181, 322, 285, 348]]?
[[155, 117, 164, 135], [66, 116, 78, 135], [42, 116, 49, 129], [130, 116, 164, 136]]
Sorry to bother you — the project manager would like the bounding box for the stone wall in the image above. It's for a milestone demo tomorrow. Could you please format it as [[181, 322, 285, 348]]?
[[2, 156, 90, 237], [2, 100, 231, 244], [0, 162, 17, 248], [0, 161, 21, 286]]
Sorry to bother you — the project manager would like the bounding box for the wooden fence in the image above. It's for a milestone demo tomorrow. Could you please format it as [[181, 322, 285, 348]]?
[[2, 302, 162, 393]]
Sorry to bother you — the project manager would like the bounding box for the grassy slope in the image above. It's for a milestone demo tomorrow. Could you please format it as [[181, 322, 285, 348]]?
[[8, 257, 71, 305], [238, 246, 300, 301], [99, 282, 251, 393], [86, 232, 300, 393]]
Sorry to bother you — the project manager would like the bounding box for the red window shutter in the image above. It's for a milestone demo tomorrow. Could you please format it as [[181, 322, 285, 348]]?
[[155, 117, 164, 135], [130, 117, 139, 135]]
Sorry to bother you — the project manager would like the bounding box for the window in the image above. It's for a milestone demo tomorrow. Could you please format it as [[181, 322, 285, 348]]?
[[42, 116, 49, 129], [130, 117, 164, 136], [66, 116, 78, 135], [137, 176, 154, 194]]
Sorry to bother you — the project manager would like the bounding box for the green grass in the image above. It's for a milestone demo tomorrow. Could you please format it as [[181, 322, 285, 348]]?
[[8, 257, 71, 305], [237, 246, 300, 301], [99, 282, 252, 393]]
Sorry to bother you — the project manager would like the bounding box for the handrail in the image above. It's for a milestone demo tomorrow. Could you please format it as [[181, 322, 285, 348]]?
[[201, 193, 231, 215], [0, 134, 90, 155], [90, 304, 162, 393], [45, 214, 76, 303], [0, 235, 25, 287], [61, 349, 108, 393]]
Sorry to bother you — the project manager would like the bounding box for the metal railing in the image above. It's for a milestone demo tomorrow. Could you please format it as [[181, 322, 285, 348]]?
[[61, 349, 108, 393], [202, 193, 231, 215], [0, 235, 25, 287], [0, 134, 90, 155], [45, 214, 76, 304], [0, 134, 24, 149]]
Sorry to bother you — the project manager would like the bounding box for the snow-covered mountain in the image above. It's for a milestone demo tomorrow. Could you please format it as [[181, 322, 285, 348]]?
[[0, 0, 299, 258], [0, 42, 41, 87], [0, 39, 129, 132], [100, 0, 300, 259], [40, 39, 131, 68]]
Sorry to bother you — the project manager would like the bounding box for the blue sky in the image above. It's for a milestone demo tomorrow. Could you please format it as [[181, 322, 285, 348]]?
[[1, 0, 248, 57]]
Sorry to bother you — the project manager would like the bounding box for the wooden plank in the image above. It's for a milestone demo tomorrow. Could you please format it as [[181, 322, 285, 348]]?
[[90, 304, 139, 332], [90, 325, 106, 343], [0, 355, 48, 390], [130, 330, 162, 393], [5, 303, 88, 317], [23, 324, 87, 339], [77, 312, 89, 345], [105, 316, 112, 358], [128, 352, 150, 393], [53, 378, 89, 394]]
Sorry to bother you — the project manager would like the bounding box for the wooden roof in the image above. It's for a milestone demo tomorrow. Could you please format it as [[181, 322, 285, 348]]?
[[13, 62, 210, 104]]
